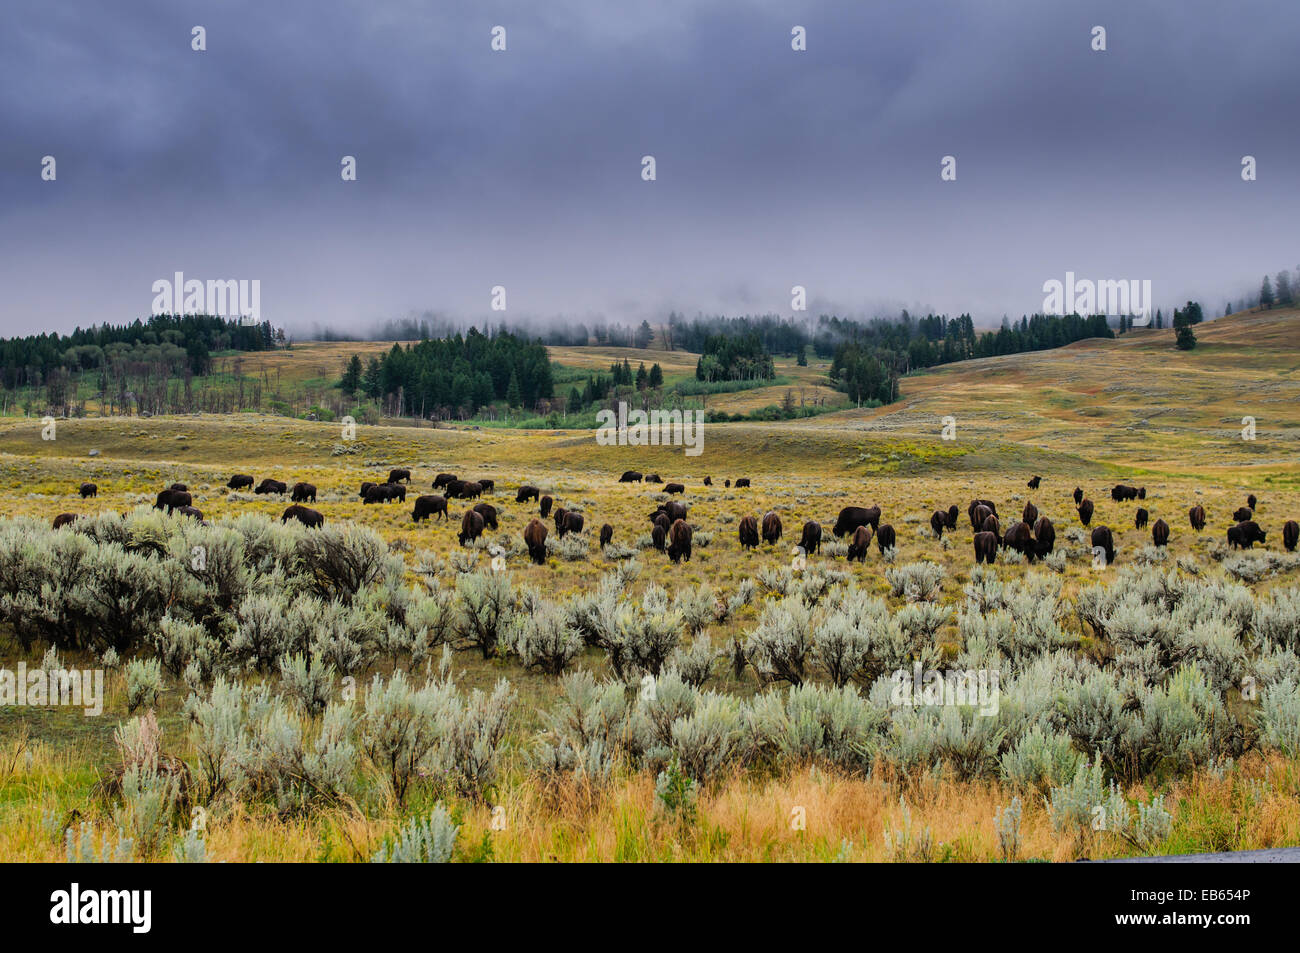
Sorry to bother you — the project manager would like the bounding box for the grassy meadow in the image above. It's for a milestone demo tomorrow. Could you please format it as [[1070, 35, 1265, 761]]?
[[0, 309, 1298, 863]]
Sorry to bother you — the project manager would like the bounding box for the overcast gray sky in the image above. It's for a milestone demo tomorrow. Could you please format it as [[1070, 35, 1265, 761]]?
[[1, 0, 1297, 336]]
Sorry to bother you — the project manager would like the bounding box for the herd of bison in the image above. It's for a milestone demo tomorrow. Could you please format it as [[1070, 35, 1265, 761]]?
[[51, 468, 1300, 569]]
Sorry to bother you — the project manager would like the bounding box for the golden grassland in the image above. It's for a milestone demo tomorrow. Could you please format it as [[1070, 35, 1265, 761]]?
[[0, 308, 1297, 861]]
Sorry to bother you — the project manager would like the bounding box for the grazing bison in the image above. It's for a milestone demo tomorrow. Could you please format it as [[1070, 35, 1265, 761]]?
[[540, 495, 553, 519], [1077, 499, 1094, 527], [651, 524, 667, 551], [599, 524, 613, 548], [255, 479, 287, 495], [1073, 487, 1084, 505], [523, 518, 548, 564], [944, 505, 959, 529], [461, 482, 483, 500], [1188, 505, 1207, 531], [1232, 506, 1253, 523], [227, 474, 254, 490], [847, 525, 873, 562], [980, 514, 1000, 535], [738, 515, 760, 549], [664, 482, 686, 495], [517, 485, 540, 503], [876, 524, 896, 553], [52, 513, 78, 529], [724, 479, 731, 488], [359, 481, 376, 499], [170, 483, 188, 492], [1022, 502, 1038, 526], [385, 483, 408, 503], [281, 504, 323, 528], [1152, 518, 1169, 547], [619, 471, 643, 483], [433, 473, 457, 490], [1090, 526, 1115, 565], [154, 489, 192, 512], [653, 501, 689, 524], [761, 510, 783, 545], [930, 510, 949, 539], [1111, 484, 1140, 502], [387, 468, 411, 484], [364, 484, 397, 504], [1033, 516, 1055, 558], [973, 531, 998, 564], [969, 502, 993, 531], [645, 473, 663, 484], [734, 478, 751, 488], [1135, 508, 1149, 529], [1247, 494, 1258, 510], [667, 519, 693, 562], [798, 520, 822, 555], [702, 477, 712, 487], [459, 509, 485, 546], [556, 510, 584, 538], [1027, 475, 1042, 489], [79, 482, 97, 498], [412, 495, 449, 522], [1002, 521, 1033, 558], [473, 503, 499, 530], [477, 479, 495, 494], [653, 513, 671, 534], [291, 482, 317, 503], [1228, 520, 1266, 549], [833, 506, 881, 537], [1283, 520, 1299, 552], [178, 505, 204, 521]]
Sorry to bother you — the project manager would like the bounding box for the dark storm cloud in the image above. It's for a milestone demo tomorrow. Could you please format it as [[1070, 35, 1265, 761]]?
[[1, 0, 1297, 335]]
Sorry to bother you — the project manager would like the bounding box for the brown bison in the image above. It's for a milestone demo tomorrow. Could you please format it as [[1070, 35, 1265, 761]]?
[[1027, 475, 1041, 489], [653, 513, 671, 534], [52, 513, 78, 529], [724, 479, 731, 488], [798, 520, 822, 555], [281, 504, 323, 528], [291, 482, 317, 503], [929, 510, 949, 538], [412, 495, 449, 522], [667, 519, 693, 562], [1073, 487, 1084, 505], [1077, 499, 1094, 526], [645, 473, 662, 484], [943, 505, 959, 529], [384, 483, 408, 503], [79, 482, 97, 498], [473, 503, 499, 530], [738, 515, 760, 549], [359, 481, 376, 499], [1002, 521, 1033, 558], [1091, 526, 1115, 565], [651, 524, 666, 551], [1228, 520, 1266, 549], [255, 479, 287, 495], [459, 509, 485, 546], [969, 502, 993, 532], [523, 518, 548, 564], [363, 484, 394, 504], [517, 485, 540, 503], [833, 506, 881, 537], [540, 495, 553, 519], [154, 489, 192, 512], [1232, 506, 1253, 523], [1022, 501, 1038, 526], [1134, 508, 1148, 529], [387, 468, 411, 484], [664, 482, 686, 495], [973, 531, 998, 564], [847, 525, 873, 562], [1033, 516, 1055, 558], [619, 471, 643, 483], [876, 524, 896, 553], [702, 477, 712, 487], [1247, 494, 1258, 510], [1152, 518, 1169, 547], [980, 513, 1000, 535], [477, 479, 495, 494], [599, 524, 613, 548], [227, 474, 254, 490], [170, 483, 188, 492], [1189, 505, 1206, 531], [761, 510, 783, 545], [1111, 484, 1139, 502], [1282, 520, 1299, 552], [556, 509, 584, 538], [433, 473, 457, 489], [178, 505, 204, 521], [734, 478, 751, 488], [653, 501, 689, 524]]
